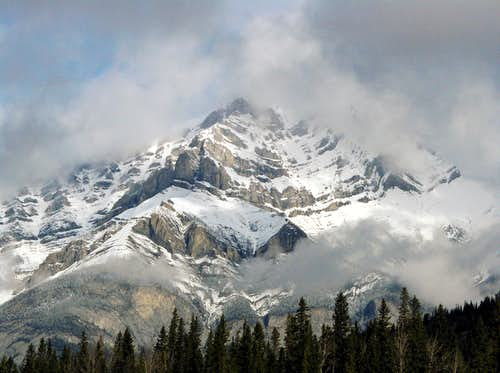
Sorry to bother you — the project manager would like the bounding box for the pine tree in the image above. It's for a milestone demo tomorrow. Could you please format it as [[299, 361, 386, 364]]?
[[152, 326, 168, 373], [211, 315, 229, 373], [236, 321, 252, 373], [204, 328, 214, 373], [59, 345, 73, 373], [77, 332, 91, 373], [407, 296, 427, 372], [167, 308, 180, 372], [94, 336, 107, 373], [333, 291, 351, 373], [469, 317, 494, 372], [295, 297, 311, 373], [136, 348, 148, 373], [185, 315, 203, 373], [285, 311, 301, 373], [46, 340, 58, 373], [120, 328, 136, 373], [173, 317, 186, 373], [364, 321, 379, 373], [376, 299, 395, 373], [432, 304, 451, 344], [35, 338, 49, 373], [320, 324, 334, 373], [283, 297, 319, 373], [21, 344, 36, 373], [395, 288, 410, 373], [304, 332, 321, 373], [266, 328, 280, 373], [398, 288, 411, 331], [0, 356, 17, 373], [111, 331, 123, 373], [427, 305, 454, 372], [348, 322, 363, 373], [252, 322, 266, 373]]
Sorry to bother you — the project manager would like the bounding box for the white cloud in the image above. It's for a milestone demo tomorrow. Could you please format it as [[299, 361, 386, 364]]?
[[239, 220, 500, 307], [1, 0, 499, 193]]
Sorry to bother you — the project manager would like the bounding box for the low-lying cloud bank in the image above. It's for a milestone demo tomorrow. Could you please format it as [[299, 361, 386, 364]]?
[[238, 220, 500, 308]]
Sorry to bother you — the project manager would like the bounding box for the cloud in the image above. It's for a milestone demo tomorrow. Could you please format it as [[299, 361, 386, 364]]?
[[0, 39, 222, 197], [2, 0, 222, 40], [0, 2, 226, 198], [305, 0, 500, 74], [0, 250, 22, 303], [238, 220, 500, 307], [0, 0, 499, 198], [232, 5, 500, 184]]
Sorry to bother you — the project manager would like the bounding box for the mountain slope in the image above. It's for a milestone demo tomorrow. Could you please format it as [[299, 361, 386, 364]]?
[[0, 98, 498, 356]]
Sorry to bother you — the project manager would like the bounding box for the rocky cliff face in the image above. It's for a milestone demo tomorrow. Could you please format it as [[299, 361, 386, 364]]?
[[0, 98, 497, 356]]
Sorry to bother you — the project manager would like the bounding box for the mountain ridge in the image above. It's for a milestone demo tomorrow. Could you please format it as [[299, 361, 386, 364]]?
[[0, 98, 497, 356]]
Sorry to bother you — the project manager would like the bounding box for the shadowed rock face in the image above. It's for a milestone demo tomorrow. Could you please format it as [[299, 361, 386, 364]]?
[[132, 205, 307, 261], [198, 157, 231, 190], [256, 223, 307, 258], [199, 98, 255, 129], [27, 239, 90, 286], [109, 165, 175, 218], [383, 174, 420, 193], [185, 223, 239, 260]]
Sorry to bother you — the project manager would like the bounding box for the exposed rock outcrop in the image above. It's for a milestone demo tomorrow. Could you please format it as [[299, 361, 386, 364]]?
[[110, 164, 175, 217], [256, 223, 307, 258], [198, 157, 231, 190]]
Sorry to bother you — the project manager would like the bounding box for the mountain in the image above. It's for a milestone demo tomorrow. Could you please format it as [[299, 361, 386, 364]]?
[[0, 98, 498, 357]]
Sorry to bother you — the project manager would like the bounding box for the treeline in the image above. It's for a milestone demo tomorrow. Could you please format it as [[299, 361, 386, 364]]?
[[1, 289, 499, 373]]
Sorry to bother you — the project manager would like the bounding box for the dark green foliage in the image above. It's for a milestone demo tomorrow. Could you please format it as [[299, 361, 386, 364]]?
[[3, 291, 499, 373], [120, 328, 136, 373], [167, 308, 179, 372], [398, 287, 411, 331], [136, 348, 147, 373], [20, 344, 36, 373], [376, 299, 395, 372], [235, 321, 252, 373], [59, 345, 72, 373], [152, 326, 167, 373], [77, 332, 91, 373], [185, 315, 203, 373], [469, 317, 494, 372], [333, 291, 352, 373], [282, 297, 321, 373], [252, 322, 266, 373], [209, 315, 229, 373], [94, 336, 107, 373], [0, 355, 17, 373], [407, 296, 427, 372]]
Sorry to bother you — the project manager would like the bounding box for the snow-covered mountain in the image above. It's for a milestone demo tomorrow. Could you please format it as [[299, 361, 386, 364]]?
[[0, 98, 498, 355]]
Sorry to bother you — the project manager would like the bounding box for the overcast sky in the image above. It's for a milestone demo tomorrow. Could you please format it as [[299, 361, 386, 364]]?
[[1, 0, 499, 198]]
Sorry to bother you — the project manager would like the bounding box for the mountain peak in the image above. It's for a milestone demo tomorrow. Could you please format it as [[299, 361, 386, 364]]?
[[225, 97, 254, 116], [0, 100, 494, 359], [200, 98, 255, 129]]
